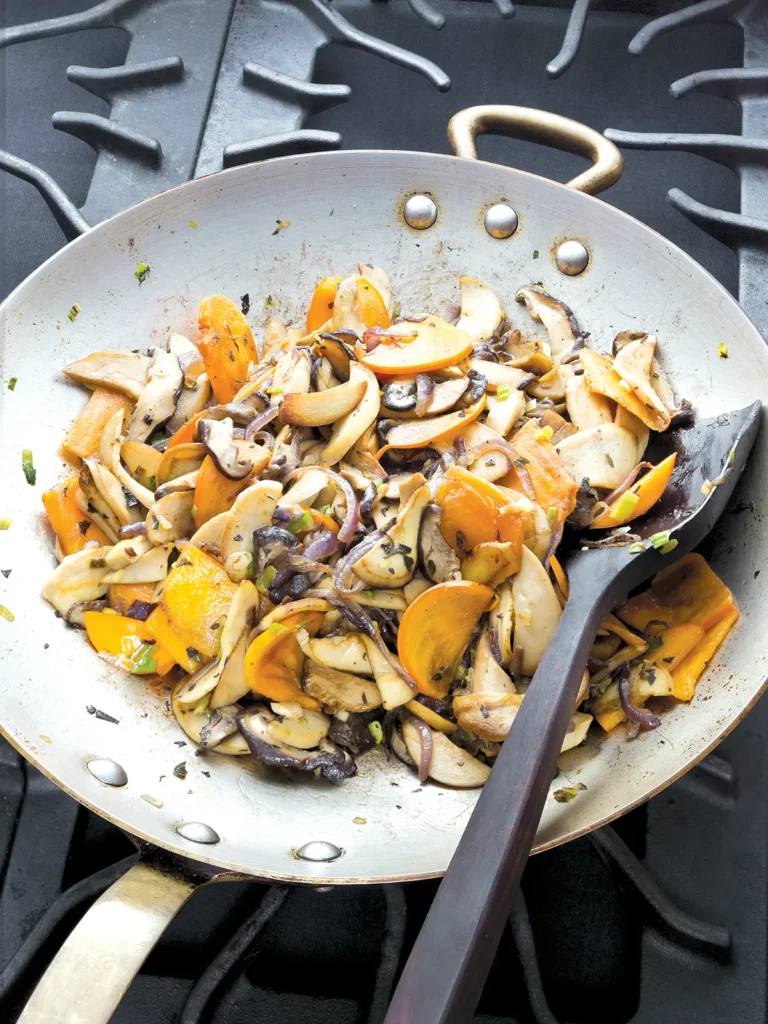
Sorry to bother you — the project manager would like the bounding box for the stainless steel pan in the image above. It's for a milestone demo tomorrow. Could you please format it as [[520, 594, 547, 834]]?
[[2, 106, 767, 1024]]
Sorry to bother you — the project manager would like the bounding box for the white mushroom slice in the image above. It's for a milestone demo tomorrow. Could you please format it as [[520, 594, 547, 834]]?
[[314, 356, 339, 392], [561, 711, 593, 752], [198, 417, 253, 480], [403, 576, 431, 605], [125, 352, 183, 442], [472, 630, 515, 694], [614, 404, 650, 461], [283, 350, 312, 397], [502, 330, 553, 374], [512, 545, 562, 676], [258, 597, 332, 630], [220, 480, 282, 582], [525, 504, 554, 563], [281, 378, 367, 426], [453, 693, 590, 750], [191, 511, 230, 549], [515, 285, 584, 360], [267, 708, 331, 750], [279, 468, 328, 508], [402, 718, 490, 788], [361, 636, 413, 710], [321, 361, 380, 466], [154, 470, 199, 500], [121, 442, 162, 488], [469, 359, 533, 393], [85, 459, 141, 527], [485, 390, 526, 438], [262, 316, 288, 359], [156, 443, 206, 485], [76, 467, 121, 542], [354, 589, 407, 610], [145, 491, 195, 545], [331, 275, 367, 335], [612, 337, 671, 429], [565, 371, 614, 430], [555, 424, 638, 491], [41, 547, 112, 616], [104, 535, 153, 571], [168, 371, 212, 434], [102, 542, 174, 584], [171, 684, 250, 755], [63, 351, 152, 401], [358, 262, 393, 315], [491, 581, 514, 668], [297, 630, 373, 675], [354, 483, 429, 588], [209, 632, 249, 709], [99, 410, 156, 509], [419, 503, 461, 584], [303, 662, 383, 712], [456, 276, 503, 343], [591, 662, 674, 716]]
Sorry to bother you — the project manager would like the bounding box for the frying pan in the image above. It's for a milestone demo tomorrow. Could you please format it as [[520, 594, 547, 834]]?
[[1, 105, 767, 1024]]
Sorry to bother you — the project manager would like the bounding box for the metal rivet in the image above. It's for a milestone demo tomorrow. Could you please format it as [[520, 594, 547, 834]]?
[[555, 240, 589, 275], [403, 194, 437, 230], [175, 821, 221, 845], [295, 840, 343, 862], [87, 758, 128, 787], [484, 203, 518, 239]]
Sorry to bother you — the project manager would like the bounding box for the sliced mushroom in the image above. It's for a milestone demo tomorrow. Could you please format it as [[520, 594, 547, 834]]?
[[121, 441, 162, 489], [512, 545, 562, 676], [156, 443, 206, 485], [469, 359, 533, 393], [418, 503, 461, 584], [354, 589, 407, 610], [238, 708, 356, 779], [614, 405, 649, 461], [401, 718, 490, 788], [219, 480, 282, 581], [64, 351, 152, 401], [197, 417, 253, 480], [361, 637, 414, 710], [471, 630, 515, 694], [281, 378, 367, 426], [252, 525, 298, 578], [461, 541, 521, 587], [491, 581, 514, 668], [555, 424, 638, 491], [99, 410, 157, 509], [331, 275, 367, 335], [257, 597, 332, 631], [144, 491, 195, 545], [453, 693, 523, 741], [102, 542, 174, 584], [321, 361, 380, 466], [297, 631, 372, 675], [354, 483, 429, 587], [125, 352, 183, 442], [279, 468, 328, 508], [76, 464, 121, 542], [41, 547, 112, 616], [485, 390, 526, 438], [456, 276, 503, 343], [171, 684, 250, 754], [84, 458, 141, 527], [167, 371, 212, 434], [315, 331, 355, 382], [561, 711, 593, 752], [591, 662, 674, 716], [612, 336, 671, 429], [199, 705, 241, 749], [303, 661, 383, 712], [209, 632, 249, 709], [565, 371, 614, 430], [358, 262, 393, 315], [154, 470, 199, 500], [515, 285, 585, 361], [382, 379, 417, 413], [191, 511, 230, 549], [501, 329, 552, 374], [266, 707, 331, 749], [104, 535, 153, 571]]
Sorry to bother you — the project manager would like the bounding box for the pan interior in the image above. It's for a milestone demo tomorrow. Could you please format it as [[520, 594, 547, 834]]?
[[1, 150, 766, 883]]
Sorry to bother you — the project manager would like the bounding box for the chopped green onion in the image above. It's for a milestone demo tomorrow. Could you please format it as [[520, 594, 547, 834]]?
[[368, 721, 384, 745], [317, 504, 332, 515], [130, 642, 158, 675], [265, 385, 283, 396], [612, 490, 640, 523], [21, 449, 36, 486], [718, 342, 728, 359], [287, 509, 314, 534], [134, 262, 150, 284], [496, 385, 510, 403], [728, 449, 735, 466], [191, 505, 198, 519], [0, 518, 11, 530], [547, 507, 557, 528], [256, 564, 276, 593], [628, 542, 646, 554], [189, 220, 198, 229], [89, 557, 107, 569], [193, 694, 211, 716], [146, 475, 157, 492], [141, 793, 164, 809], [553, 783, 587, 803], [335, 709, 350, 722], [650, 530, 673, 550], [67, 303, 81, 321], [7, 377, 17, 391], [363, 589, 375, 598], [532, 250, 540, 259], [659, 539, 678, 555], [0, 605, 15, 622]]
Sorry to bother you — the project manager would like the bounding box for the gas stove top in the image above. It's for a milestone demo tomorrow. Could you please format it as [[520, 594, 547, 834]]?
[[2, 1, 767, 1021]]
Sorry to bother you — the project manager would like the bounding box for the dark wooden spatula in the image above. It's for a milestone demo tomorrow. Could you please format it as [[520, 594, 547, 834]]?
[[385, 400, 761, 1024]]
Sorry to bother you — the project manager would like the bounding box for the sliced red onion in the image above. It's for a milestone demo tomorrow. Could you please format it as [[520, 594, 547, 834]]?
[[602, 461, 654, 506], [118, 521, 148, 539], [617, 664, 660, 733], [414, 374, 434, 418], [243, 403, 280, 441], [407, 713, 434, 781], [284, 465, 359, 544], [301, 530, 340, 561], [543, 521, 564, 569], [362, 326, 418, 352], [251, 430, 275, 450], [331, 529, 385, 596]]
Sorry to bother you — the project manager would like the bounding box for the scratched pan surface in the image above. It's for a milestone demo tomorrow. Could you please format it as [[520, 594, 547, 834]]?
[[1, 147, 767, 885]]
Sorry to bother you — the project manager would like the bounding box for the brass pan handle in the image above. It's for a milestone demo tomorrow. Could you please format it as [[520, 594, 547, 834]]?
[[447, 105, 623, 196]]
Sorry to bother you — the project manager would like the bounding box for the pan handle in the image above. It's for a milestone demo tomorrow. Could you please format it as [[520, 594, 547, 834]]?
[[17, 857, 198, 1024], [447, 105, 623, 195]]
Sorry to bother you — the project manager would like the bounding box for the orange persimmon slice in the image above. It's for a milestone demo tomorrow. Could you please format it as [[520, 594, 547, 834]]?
[[590, 454, 677, 530], [360, 315, 472, 376], [193, 450, 270, 526], [244, 621, 321, 710], [397, 580, 494, 698], [580, 348, 668, 432], [376, 396, 486, 459], [646, 622, 706, 673], [617, 553, 733, 633], [504, 418, 578, 528], [145, 606, 201, 673], [306, 276, 342, 333], [435, 464, 531, 555], [671, 607, 739, 701], [198, 295, 259, 404], [42, 475, 109, 555], [83, 611, 175, 675], [63, 387, 133, 461], [109, 581, 158, 615], [161, 545, 237, 659]]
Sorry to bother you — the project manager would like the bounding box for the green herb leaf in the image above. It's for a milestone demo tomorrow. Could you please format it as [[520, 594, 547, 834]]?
[[130, 642, 158, 675], [265, 385, 283, 396], [146, 475, 157, 492], [547, 507, 557, 528], [368, 721, 384, 745], [553, 782, 587, 803], [7, 377, 17, 391], [21, 449, 35, 486], [173, 762, 188, 780], [0, 605, 15, 623], [256, 564, 277, 594], [134, 262, 150, 284]]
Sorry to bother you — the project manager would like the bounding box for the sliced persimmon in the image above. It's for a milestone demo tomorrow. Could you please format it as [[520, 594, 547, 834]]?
[[376, 396, 486, 459], [161, 545, 237, 659], [360, 315, 472, 376], [42, 475, 109, 555], [504, 419, 578, 528], [109, 581, 158, 615], [646, 622, 705, 673], [590, 454, 677, 530], [244, 622, 321, 710], [617, 553, 733, 632], [83, 611, 174, 675], [671, 607, 738, 701], [580, 348, 668, 432], [197, 295, 259, 404], [397, 580, 494, 698], [435, 464, 532, 555], [63, 388, 133, 461], [307, 276, 342, 333]]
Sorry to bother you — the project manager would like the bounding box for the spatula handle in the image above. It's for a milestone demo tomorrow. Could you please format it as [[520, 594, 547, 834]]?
[[385, 589, 610, 1024]]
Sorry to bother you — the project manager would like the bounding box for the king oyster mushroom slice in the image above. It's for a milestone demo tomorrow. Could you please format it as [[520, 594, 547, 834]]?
[[41, 547, 112, 617], [99, 410, 157, 509], [63, 351, 152, 401], [561, 711, 593, 752], [360, 636, 413, 710], [321, 361, 380, 466], [154, 470, 199, 500], [121, 441, 162, 489], [355, 484, 429, 588], [331, 275, 367, 335], [84, 458, 141, 527], [266, 705, 332, 749], [199, 705, 241, 749], [197, 417, 254, 480], [565, 368, 614, 430], [453, 692, 592, 750], [279, 468, 328, 508], [171, 685, 250, 754], [419, 503, 461, 584], [190, 510, 230, 549], [554, 423, 638, 491], [167, 371, 212, 434], [281, 378, 367, 427], [515, 284, 585, 361], [469, 359, 534, 393], [591, 661, 674, 716], [358, 262, 393, 315], [156, 443, 206, 485], [102, 541, 174, 584], [104, 535, 153, 571], [76, 465, 121, 542], [297, 630, 373, 675], [491, 581, 514, 668], [612, 336, 672, 429], [219, 480, 282, 581], [125, 351, 183, 442], [456, 276, 504, 344], [485, 390, 526, 437], [472, 630, 516, 694], [614, 405, 650, 461], [303, 662, 383, 713], [144, 491, 195, 545], [512, 545, 562, 677], [401, 718, 491, 788], [237, 709, 356, 780], [403, 575, 431, 605]]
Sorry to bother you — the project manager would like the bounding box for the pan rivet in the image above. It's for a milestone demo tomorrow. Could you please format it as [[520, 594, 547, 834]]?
[[296, 840, 343, 862], [176, 821, 221, 845], [87, 758, 128, 787], [403, 194, 437, 230], [484, 204, 518, 239], [555, 240, 589, 275]]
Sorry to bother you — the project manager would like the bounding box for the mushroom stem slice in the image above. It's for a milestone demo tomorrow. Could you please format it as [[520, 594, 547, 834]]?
[[297, 630, 373, 675], [303, 661, 383, 713], [126, 352, 183, 442], [418, 503, 461, 584], [561, 711, 593, 752], [219, 480, 283, 582], [354, 483, 429, 588], [266, 708, 331, 749], [237, 708, 356, 779], [64, 351, 152, 401], [197, 417, 254, 480], [281, 379, 367, 426], [41, 546, 113, 617], [512, 546, 562, 676], [456, 276, 504, 344], [401, 718, 490, 788], [102, 542, 175, 584], [99, 410, 157, 509], [171, 684, 250, 754], [144, 491, 195, 545], [471, 630, 515, 694], [104, 535, 153, 571], [565, 371, 614, 431], [515, 285, 585, 361], [361, 637, 413, 710], [554, 424, 638, 491], [320, 362, 381, 466]]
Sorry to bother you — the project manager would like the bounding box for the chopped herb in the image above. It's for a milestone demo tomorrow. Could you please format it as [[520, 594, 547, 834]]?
[[553, 782, 587, 803], [89, 557, 107, 568], [533, 250, 540, 259], [612, 490, 639, 523], [287, 509, 314, 534], [0, 518, 11, 530], [193, 694, 211, 716], [173, 762, 188, 780], [0, 605, 15, 622], [21, 449, 36, 485], [1, 570, 10, 579], [534, 425, 553, 442], [130, 643, 158, 675], [67, 303, 81, 321], [146, 475, 157, 492], [77, 520, 91, 535], [189, 220, 198, 229], [272, 219, 290, 235], [513, 456, 530, 467], [718, 342, 728, 359], [628, 542, 646, 554], [134, 262, 150, 284], [241, 293, 250, 315], [496, 385, 510, 403], [547, 507, 557, 528], [368, 721, 384, 745], [605, 453, 614, 468], [264, 294, 275, 310], [191, 505, 197, 519], [363, 589, 375, 598], [265, 385, 283, 396], [86, 705, 120, 724], [186, 646, 201, 662], [317, 504, 332, 515], [7, 377, 17, 391], [256, 564, 276, 593]]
